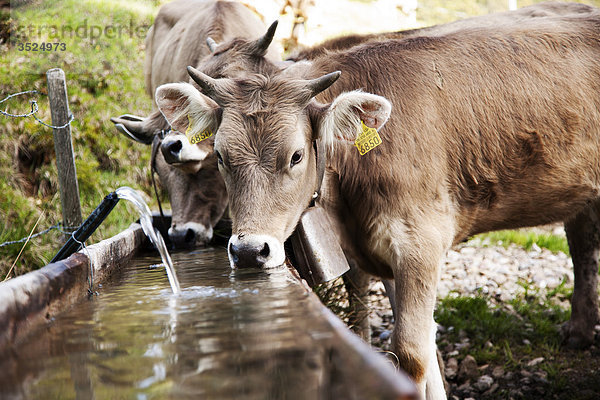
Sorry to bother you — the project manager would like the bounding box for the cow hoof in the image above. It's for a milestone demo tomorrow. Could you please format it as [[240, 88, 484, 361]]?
[[561, 321, 594, 349]]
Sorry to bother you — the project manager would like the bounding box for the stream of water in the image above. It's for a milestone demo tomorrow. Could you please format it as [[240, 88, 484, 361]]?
[[115, 186, 181, 294]]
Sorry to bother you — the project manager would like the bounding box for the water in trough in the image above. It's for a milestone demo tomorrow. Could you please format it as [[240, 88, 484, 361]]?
[[0, 188, 414, 399], [0, 248, 410, 399]]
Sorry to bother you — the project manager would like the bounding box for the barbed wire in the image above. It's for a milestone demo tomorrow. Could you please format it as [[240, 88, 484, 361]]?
[[0, 223, 79, 248], [0, 90, 74, 129]]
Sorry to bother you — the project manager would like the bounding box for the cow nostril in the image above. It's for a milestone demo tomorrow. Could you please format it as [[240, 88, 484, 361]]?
[[184, 228, 195, 243], [229, 242, 238, 256], [229, 242, 239, 263], [167, 140, 182, 155], [259, 242, 270, 258]]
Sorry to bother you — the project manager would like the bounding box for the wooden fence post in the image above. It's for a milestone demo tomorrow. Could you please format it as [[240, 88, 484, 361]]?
[[46, 68, 82, 238]]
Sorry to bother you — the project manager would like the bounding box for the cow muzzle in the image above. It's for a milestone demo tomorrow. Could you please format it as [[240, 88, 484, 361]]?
[[160, 134, 209, 169], [168, 222, 212, 248], [228, 234, 285, 270]]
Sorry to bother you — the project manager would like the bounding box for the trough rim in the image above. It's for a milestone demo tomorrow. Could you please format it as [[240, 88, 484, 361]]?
[[0, 222, 146, 352]]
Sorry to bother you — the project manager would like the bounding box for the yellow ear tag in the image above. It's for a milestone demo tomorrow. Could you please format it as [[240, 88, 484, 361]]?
[[185, 115, 214, 144], [354, 121, 382, 155]]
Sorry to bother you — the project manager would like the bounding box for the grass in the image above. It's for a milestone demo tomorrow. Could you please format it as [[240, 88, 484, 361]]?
[[437, 277, 572, 343], [434, 284, 600, 399], [471, 229, 570, 255], [435, 291, 569, 360], [0, 0, 165, 279], [314, 277, 352, 322], [434, 280, 580, 396]]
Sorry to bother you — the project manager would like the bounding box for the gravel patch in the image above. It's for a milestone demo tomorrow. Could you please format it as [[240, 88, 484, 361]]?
[[369, 229, 574, 341], [438, 240, 573, 302]]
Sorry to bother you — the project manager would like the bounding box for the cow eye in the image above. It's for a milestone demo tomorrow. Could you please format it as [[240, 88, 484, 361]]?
[[215, 150, 224, 165], [290, 150, 303, 167]]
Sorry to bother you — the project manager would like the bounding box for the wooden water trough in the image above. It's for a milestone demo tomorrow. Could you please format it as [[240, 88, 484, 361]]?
[[0, 218, 417, 399]]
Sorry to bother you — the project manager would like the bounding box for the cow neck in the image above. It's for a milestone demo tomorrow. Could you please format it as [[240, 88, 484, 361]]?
[[310, 138, 326, 208], [150, 132, 168, 220]]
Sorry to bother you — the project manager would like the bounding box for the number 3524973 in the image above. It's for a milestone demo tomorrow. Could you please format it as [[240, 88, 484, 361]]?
[[17, 42, 66, 51]]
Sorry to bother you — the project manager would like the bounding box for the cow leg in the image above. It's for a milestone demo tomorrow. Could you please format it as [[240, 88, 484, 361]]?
[[389, 225, 448, 400], [426, 323, 446, 400], [382, 276, 449, 394], [562, 201, 600, 348], [392, 264, 446, 399], [343, 259, 371, 341]]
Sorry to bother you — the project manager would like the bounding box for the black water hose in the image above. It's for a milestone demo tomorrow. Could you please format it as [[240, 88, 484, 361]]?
[[50, 192, 120, 263]]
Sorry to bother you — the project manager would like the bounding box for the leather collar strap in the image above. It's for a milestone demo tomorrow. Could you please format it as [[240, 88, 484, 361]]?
[[151, 134, 166, 220], [310, 139, 326, 207]]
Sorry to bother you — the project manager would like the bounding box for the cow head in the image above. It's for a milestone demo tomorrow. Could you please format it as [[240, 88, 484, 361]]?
[[156, 68, 391, 269], [154, 134, 227, 248], [111, 112, 227, 248]]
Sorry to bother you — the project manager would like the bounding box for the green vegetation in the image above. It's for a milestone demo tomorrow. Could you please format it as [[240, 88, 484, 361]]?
[[435, 283, 574, 392], [432, 281, 600, 398], [471, 229, 570, 255], [0, 0, 163, 278], [435, 285, 571, 364]]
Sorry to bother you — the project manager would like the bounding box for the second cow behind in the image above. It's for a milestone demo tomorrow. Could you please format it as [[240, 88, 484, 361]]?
[[111, 0, 281, 247]]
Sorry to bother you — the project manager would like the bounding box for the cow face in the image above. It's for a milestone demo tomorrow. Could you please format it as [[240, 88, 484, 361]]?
[[153, 138, 227, 248], [112, 112, 227, 248], [156, 71, 391, 269], [159, 131, 211, 174], [111, 17, 285, 249]]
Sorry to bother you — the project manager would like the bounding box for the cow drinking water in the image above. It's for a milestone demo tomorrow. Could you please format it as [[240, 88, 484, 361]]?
[[155, 11, 600, 399]]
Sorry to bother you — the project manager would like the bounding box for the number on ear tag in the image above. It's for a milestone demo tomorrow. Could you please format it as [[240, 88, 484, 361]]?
[[186, 115, 213, 144], [354, 121, 382, 155]]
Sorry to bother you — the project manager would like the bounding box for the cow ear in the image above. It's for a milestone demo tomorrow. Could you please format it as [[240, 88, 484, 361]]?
[[155, 83, 221, 135], [110, 114, 154, 145], [318, 90, 392, 148]]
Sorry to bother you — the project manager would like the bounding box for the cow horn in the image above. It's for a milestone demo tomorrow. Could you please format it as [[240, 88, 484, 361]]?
[[187, 66, 218, 95], [307, 71, 342, 97], [249, 20, 278, 57], [206, 37, 218, 53], [187, 66, 226, 104]]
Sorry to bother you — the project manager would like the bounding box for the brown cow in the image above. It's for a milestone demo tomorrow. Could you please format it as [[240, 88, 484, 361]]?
[[286, 0, 600, 332], [114, 1, 588, 247], [156, 11, 600, 399], [111, 0, 281, 247]]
